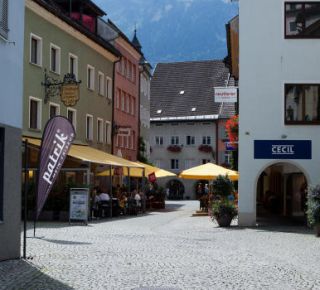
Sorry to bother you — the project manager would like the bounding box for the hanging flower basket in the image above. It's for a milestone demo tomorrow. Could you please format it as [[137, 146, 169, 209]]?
[[167, 145, 182, 153], [198, 145, 213, 153], [225, 115, 239, 147]]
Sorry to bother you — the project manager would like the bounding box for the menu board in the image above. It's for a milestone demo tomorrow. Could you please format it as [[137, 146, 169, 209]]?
[[69, 188, 89, 224]]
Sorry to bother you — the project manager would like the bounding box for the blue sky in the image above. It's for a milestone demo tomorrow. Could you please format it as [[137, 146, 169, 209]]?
[[95, 0, 238, 65]]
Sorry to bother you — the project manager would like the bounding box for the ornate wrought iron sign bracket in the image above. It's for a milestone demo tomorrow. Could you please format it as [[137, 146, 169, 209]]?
[[41, 70, 81, 106]]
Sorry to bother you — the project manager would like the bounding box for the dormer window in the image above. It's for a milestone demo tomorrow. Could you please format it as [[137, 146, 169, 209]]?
[[156, 109, 162, 114], [191, 107, 196, 112], [179, 90, 185, 95]]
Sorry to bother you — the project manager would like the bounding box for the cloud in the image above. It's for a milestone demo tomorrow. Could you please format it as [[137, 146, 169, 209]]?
[[165, 4, 173, 12], [151, 9, 163, 22], [177, 0, 194, 9]]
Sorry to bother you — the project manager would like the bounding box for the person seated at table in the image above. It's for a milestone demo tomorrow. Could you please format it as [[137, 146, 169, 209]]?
[[99, 189, 110, 201], [118, 193, 127, 215], [133, 190, 141, 207]]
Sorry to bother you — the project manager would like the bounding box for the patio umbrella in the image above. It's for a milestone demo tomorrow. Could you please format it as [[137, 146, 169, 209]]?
[[179, 162, 239, 181]]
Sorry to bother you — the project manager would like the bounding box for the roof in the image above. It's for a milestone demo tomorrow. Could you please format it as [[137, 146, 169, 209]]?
[[150, 60, 236, 121], [132, 29, 142, 52], [33, 0, 121, 58]]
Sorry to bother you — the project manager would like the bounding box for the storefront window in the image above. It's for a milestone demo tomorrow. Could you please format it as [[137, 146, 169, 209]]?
[[285, 84, 320, 124]]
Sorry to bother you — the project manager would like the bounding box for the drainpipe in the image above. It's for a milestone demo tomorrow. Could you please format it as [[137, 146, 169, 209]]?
[[111, 57, 121, 155], [137, 64, 142, 161], [215, 120, 219, 164]]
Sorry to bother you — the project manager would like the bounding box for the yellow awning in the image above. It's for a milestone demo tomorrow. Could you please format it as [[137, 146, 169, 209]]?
[[179, 162, 239, 181], [97, 161, 176, 178], [23, 137, 144, 168]]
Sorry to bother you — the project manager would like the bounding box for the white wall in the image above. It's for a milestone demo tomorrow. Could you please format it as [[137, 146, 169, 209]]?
[[0, 0, 24, 129], [239, 0, 320, 225]]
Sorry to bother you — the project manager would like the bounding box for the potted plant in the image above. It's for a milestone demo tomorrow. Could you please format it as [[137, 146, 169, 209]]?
[[198, 144, 213, 153], [306, 185, 320, 236], [167, 145, 182, 153], [211, 175, 237, 227]]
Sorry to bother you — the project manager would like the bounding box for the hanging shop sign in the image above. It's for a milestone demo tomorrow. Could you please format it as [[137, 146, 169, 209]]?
[[254, 140, 312, 159], [148, 172, 157, 183], [214, 87, 238, 103], [42, 71, 81, 106], [69, 188, 89, 224], [225, 142, 237, 151], [36, 116, 75, 218]]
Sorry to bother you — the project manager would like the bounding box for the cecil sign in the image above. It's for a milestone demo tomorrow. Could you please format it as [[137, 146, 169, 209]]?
[[254, 140, 312, 160], [214, 87, 238, 103]]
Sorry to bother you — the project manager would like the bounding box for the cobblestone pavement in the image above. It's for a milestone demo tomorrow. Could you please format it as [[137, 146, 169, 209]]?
[[1, 201, 320, 290]]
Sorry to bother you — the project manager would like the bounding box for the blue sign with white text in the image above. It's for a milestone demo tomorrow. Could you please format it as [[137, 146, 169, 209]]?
[[254, 140, 312, 159]]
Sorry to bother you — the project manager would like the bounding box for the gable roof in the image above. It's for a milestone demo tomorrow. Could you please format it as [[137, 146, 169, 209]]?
[[150, 60, 236, 121]]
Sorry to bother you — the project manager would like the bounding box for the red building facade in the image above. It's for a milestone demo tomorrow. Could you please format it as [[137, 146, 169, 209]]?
[[113, 37, 141, 161]]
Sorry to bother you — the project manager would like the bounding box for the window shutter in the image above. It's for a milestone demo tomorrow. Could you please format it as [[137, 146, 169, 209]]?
[[0, 0, 8, 38]]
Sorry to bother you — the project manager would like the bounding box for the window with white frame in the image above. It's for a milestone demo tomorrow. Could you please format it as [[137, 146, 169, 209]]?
[[0, 0, 8, 39], [30, 33, 42, 66], [224, 151, 232, 165], [29, 97, 41, 130], [97, 118, 103, 143], [67, 108, 77, 130], [171, 136, 179, 145], [87, 65, 95, 90], [116, 89, 120, 109], [131, 97, 135, 115], [69, 53, 78, 79], [106, 77, 112, 100], [128, 133, 132, 149], [49, 103, 60, 118], [128, 61, 132, 80], [98, 72, 104, 96], [202, 136, 211, 145], [105, 121, 111, 144], [126, 95, 130, 113], [171, 159, 179, 170], [121, 91, 125, 111], [132, 64, 136, 83], [50, 43, 61, 74], [186, 136, 195, 145], [123, 135, 128, 148], [86, 114, 93, 140], [154, 160, 161, 168], [155, 136, 164, 145]]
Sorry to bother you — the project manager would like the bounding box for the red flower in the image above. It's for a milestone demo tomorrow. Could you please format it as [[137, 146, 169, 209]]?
[[225, 115, 238, 147], [167, 145, 182, 153], [198, 145, 213, 153]]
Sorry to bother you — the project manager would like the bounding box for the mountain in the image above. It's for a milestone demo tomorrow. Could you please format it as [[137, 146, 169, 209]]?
[[94, 0, 238, 66]]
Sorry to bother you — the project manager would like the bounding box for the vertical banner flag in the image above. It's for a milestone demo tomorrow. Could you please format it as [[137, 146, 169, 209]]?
[[36, 116, 75, 218]]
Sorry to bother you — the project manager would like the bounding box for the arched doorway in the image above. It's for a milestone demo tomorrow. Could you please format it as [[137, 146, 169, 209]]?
[[256, 162, 308, 224], [166, 179, 185, 200]]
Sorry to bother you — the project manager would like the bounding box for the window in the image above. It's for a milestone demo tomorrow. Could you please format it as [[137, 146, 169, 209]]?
[[67, 108, 77, 130], [49, 103, 60, 118], [224, 152, 232, 165], [285, 2, 320, 38], [29, 97, 41, 130], [202, 159, 210, 164], [121, 91, 125, 111], [126, 95, 130, 113], [0, 0, 8, 39], [50, 44, 61, 74], [98, 72, 104, 96], [184, 159, 194, 169], [186, 136, 195, 145], [30, 34, 42, 66], [116, 88, 120, 109], [106, 77, 112, 100], [132, 64, 136, 83], [285, 84, 320, 124], [86, 114, 93, 140], [155, 136, 164, 145], [87, 65, 95, 90], [171, 136, 179, 145], [97, 118, 103, 143], [132, 131, 136, 149], [105, 121, 111, 144], [124, 58, 127, 76], [154, 160, 161, 168], [131, 97, 135, 115], [123, 135, 128, 148], [171, 159, 179, 170], [128, 61, 132, 80], [202, 136, 211, 145], [69, 53, 78, 80]]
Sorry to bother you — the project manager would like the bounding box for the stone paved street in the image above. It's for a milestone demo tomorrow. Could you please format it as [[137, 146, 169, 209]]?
[[1, 201, 320, 290]]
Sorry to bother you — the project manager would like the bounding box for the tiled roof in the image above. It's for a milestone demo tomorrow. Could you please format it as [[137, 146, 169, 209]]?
[[150, 60, 236, 120]]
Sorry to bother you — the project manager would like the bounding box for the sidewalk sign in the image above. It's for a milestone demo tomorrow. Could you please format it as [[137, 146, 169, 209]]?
[[69, 188, 89, 225]]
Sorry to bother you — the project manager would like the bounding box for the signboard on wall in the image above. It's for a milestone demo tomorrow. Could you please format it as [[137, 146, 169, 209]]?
[[214, 87, 238, 103], [225, 142, 237, 151], [69, 188, 89, 224], [254, 140, 312, 160]]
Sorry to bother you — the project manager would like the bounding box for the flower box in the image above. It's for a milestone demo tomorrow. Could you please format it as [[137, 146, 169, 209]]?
[[198, 144, 213, 153], [167, 145, 182, 153]]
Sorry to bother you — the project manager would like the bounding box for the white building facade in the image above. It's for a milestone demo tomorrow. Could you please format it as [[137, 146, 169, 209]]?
[[239, 0, 320, 226], [0, 0, 25, 260]]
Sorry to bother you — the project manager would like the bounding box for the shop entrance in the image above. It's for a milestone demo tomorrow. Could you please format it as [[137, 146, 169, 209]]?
[[166, 179, 185, 200], [256, 162, 308, 224]]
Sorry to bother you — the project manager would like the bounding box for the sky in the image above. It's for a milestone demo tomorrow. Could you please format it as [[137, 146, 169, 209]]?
[[94, 0, 238, 65]]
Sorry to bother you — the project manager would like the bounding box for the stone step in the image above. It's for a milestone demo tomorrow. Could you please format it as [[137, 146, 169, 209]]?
[[192, 212, 208, 217]]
